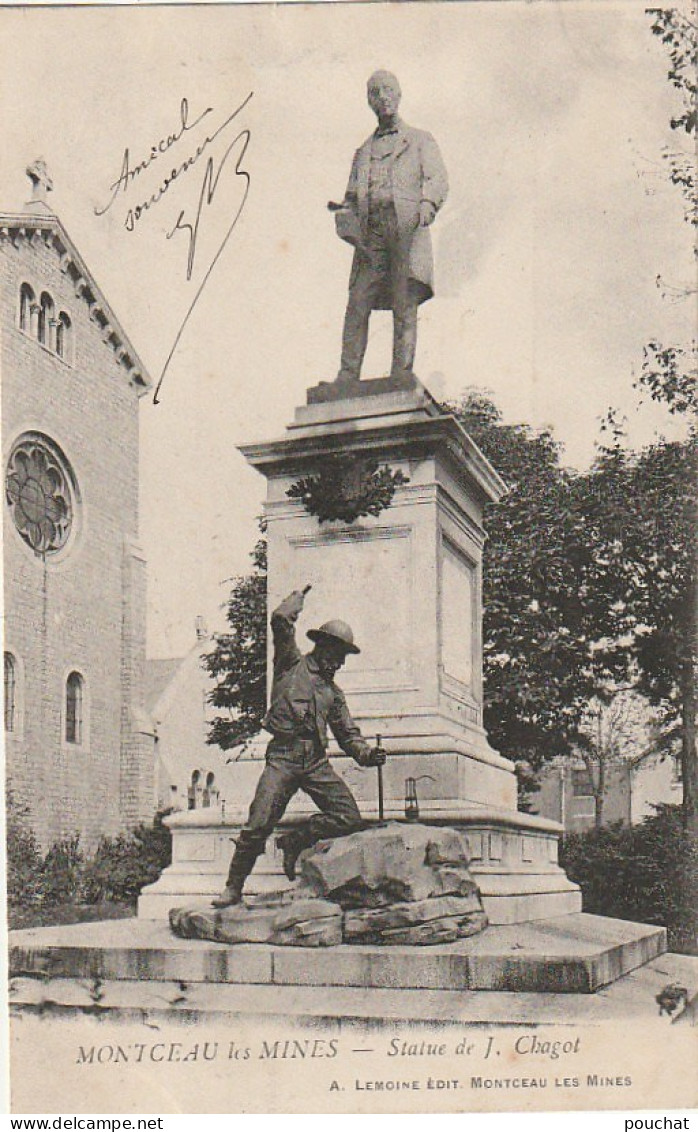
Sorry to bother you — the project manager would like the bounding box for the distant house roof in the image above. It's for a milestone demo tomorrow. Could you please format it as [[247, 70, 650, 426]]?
[[144, 658, 184, 714]]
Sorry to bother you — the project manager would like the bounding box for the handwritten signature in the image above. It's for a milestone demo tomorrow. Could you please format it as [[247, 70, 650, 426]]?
[[95, 93, 253, 404], [156, 96, 252, 403]]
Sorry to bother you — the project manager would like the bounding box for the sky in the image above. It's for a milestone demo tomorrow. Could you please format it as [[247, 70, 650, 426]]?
[[1, 0, 694, 657]]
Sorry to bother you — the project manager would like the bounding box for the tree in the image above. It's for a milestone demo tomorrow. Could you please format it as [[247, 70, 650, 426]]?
[[576, 691, 656, 830], [203, 526, 268, 751], [613, 10, 698, 827], [6, 784, 43, 907], [640, 339, 697, 418], [638, 7, 697, 421], [628, 439, 697, 828], [446, 393, 624, 776], [595, 6, 698, 830], [648, 6, 697, 228], [448, 392, 696, 827], [579, 426, 698, 829]]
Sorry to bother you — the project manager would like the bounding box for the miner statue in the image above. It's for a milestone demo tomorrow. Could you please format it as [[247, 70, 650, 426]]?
[[214, 585, 385, 907], [330, 71, 448, 384]]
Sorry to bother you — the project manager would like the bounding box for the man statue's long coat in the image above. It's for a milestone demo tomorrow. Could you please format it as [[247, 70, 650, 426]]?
[[343, 118, 449, 309]]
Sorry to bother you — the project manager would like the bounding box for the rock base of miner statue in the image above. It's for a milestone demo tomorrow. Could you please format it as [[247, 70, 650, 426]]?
[[169, 897, 343, 947], [169, 823, 488, 948]]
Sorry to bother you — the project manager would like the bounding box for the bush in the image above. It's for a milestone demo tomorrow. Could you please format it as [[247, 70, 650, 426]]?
[[80, 813, 172, 904], [560, 804, 698, 954], [5, 804, 172, 913], [41, 834, 84, 906], [6, 788, 44, 908]]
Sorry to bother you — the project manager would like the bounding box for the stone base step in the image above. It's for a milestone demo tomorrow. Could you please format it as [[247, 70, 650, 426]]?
[[10, 912, 666, 996], [9, 950, 698, 1025]]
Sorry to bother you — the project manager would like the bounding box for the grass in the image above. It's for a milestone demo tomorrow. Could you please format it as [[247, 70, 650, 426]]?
[[8, 901, 135, 931]]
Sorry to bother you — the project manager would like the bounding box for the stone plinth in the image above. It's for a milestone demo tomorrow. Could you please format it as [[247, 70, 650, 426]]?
[[138, 808, 580, 923], [9, 913, 668, 997], [305, 372, 422, 404]]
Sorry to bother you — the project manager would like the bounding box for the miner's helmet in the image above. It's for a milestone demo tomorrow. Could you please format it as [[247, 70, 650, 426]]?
[[307, 619, 361, 655]]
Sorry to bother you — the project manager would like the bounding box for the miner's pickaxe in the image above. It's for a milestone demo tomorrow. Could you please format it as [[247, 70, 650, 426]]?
[[375, 733, 386, 823]]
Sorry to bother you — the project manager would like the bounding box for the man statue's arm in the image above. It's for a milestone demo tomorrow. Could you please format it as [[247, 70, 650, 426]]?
[[329, 149, 365, 249], [270, 586, 310, 676], [329, 691, 385, 767], [342, 148, 361, 213], [419, 131, 449, 223]]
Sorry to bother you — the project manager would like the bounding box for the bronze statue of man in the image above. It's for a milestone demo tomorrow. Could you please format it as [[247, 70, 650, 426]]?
[[213, 586, 385, 907], [332, 71, 448, 384]]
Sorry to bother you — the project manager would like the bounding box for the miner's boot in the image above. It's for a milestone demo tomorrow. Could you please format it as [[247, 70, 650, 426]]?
[[276, 829, 309, 881], [211, 877, 244, 909], [212, 839, 260, 908]]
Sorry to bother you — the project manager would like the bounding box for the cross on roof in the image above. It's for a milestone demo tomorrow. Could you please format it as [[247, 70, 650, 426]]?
[[26, 159, 53, 205]]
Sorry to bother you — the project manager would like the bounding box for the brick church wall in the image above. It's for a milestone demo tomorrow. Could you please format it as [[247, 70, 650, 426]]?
[[2, 222, 153, 850], [120, 538, 154, 828]]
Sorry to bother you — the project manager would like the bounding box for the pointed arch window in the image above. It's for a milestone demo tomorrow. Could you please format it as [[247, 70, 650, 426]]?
[[19, 283, 35, 333], [56, 312, 72, 360], [203, 772, 217, 808], [38, 292, 54, 347], [65, 671, 84, 745]]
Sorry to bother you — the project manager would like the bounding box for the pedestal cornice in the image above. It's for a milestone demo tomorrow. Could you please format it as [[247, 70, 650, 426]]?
[[239, 396, 507, 508]]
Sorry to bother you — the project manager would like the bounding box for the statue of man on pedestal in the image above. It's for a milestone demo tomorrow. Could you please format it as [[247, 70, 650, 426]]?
[[331, 71, 448, 385]]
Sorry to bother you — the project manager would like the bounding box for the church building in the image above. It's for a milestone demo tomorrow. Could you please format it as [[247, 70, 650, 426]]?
[[2, 162, 154, 850]]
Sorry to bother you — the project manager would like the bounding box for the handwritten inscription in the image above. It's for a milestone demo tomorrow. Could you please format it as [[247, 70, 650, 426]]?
[[155, 96, 252, 403], [94, 93, 253, 404], [166, 103, 251, 282], [94, 98, 214, 223]]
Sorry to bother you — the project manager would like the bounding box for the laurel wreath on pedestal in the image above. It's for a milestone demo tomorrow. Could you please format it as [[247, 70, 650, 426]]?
[[286, 455, 409, 524]]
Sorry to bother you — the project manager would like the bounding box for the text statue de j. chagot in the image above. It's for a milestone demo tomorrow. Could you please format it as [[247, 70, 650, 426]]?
[[329, 70, 448, 385]]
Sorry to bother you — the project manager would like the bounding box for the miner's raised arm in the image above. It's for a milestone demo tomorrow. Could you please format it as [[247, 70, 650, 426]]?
[[270, 585, 311, 676]]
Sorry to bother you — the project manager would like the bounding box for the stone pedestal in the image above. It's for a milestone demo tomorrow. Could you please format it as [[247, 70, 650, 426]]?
[[140, 378, 581, 924], [138, 806, 580, 923], [246, 377, 514, 808]]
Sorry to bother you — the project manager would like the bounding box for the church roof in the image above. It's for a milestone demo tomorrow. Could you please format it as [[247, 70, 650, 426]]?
[[0, 208, 151, 393], [144, 657, 185, 714]]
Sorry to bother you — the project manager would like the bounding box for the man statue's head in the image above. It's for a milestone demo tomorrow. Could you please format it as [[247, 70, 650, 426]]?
[[307, 618, 360, 681], [367, 71, 401, 124]]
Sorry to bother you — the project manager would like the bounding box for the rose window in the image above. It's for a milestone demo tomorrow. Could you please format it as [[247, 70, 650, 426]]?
[[5, 435, 75, 555]]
